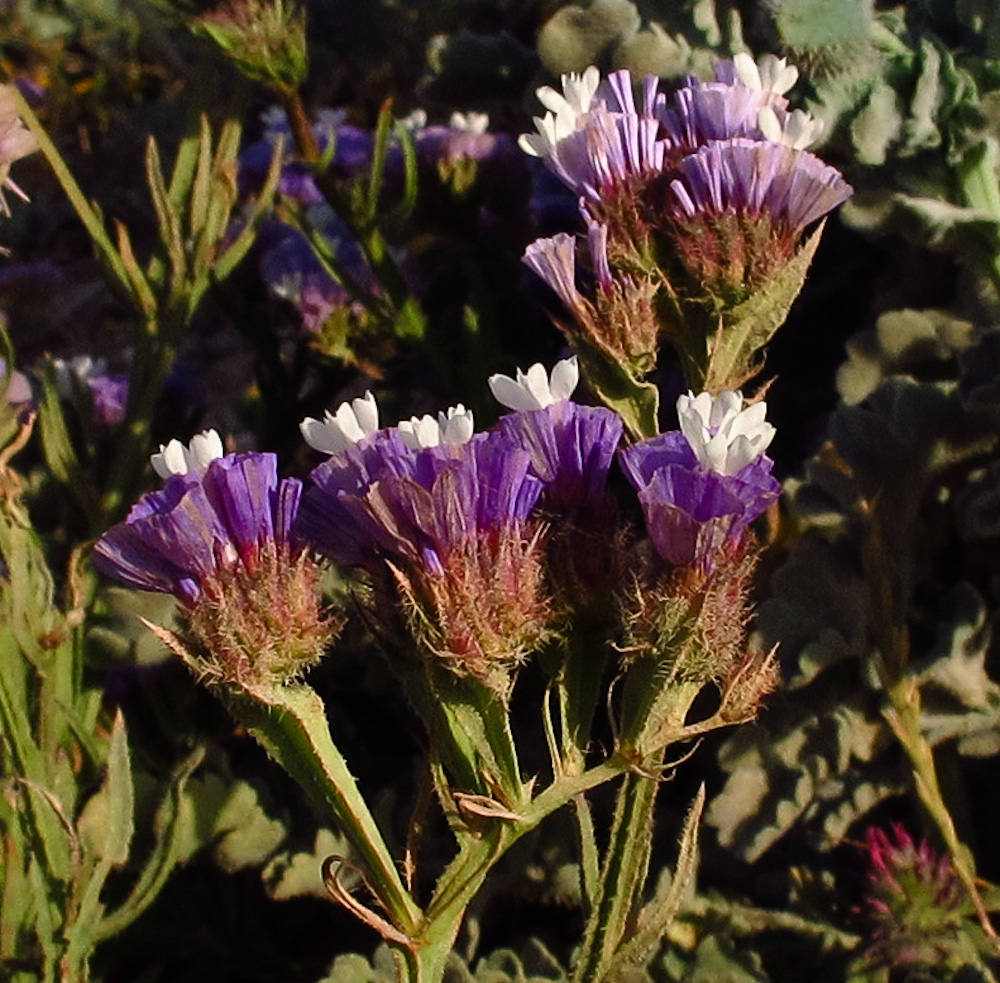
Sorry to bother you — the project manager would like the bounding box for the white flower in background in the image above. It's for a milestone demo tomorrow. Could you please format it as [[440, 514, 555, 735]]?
[[733, 52, 799, 97], [300, 391, 379, 455], [449, 111, 490, 134], [150, 429, 224, 478], [677, 390, 775, 477], [397, 404, 475, 450], [488, 356, 579, 412], [52, 355, 109, 397], [518, 67, 601, 158], [758, 106, 825, 150]]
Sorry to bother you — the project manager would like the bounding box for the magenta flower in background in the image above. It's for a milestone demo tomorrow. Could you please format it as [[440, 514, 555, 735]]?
[[620, 391, 780, 573]]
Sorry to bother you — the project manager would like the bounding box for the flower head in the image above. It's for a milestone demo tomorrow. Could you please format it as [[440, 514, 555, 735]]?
[[619, 391, 780, 573], [93, 451, 335, 686], [297, 428, 549, 689], [864, 824, 966, 970], [677, 389, 775, 476]]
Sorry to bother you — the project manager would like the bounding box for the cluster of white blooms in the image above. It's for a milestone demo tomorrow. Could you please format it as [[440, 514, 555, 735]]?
[[397, 404, 475, 450], [150, 430, 224, 478], [488, 356, 579, 412], [300, 392, 379, 455], [297, 357, 582, 458], [518, 68, 601, 161], [677, 390, 775, 477]]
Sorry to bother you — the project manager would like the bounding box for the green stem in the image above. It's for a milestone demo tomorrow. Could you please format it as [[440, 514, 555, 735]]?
[[11, 88, 131, 298], [571, 770, 659, 983], [404, 758, 627, 982], [228, 683, 422, 936], [884, 679, 997, 943]]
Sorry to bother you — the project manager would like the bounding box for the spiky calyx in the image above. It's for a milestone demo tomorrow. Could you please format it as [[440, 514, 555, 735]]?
[[390, 525, 553, 697], [186, 542, 341, 689], [619, 536, 758, 683]]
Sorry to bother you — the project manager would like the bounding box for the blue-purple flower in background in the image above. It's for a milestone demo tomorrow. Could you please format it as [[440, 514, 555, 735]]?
[[620, 390, 780, 574]]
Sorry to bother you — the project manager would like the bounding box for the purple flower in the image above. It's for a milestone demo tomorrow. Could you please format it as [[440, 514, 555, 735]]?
[[519, 69, 667, 202], [491, 358, 622, 513], [88, 373, 129, 429], [670, 139, 852, 234], [298, 425, 550, 687], [619, 392, 780, 573], [259, 223, 375, 333], [93, 452, 301, 605], [299, 429, 541, 576]]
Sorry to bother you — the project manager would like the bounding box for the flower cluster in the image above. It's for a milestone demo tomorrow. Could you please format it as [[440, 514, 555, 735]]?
[[863, 824, 967, 970], [296, 392, 550, 691], [519, 55, 852, 383], [91, 366, 779, 704]]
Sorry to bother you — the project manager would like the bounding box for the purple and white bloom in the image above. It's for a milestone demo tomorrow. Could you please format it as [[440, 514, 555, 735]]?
[[53, 354, 130, 430], [298, 426, 549, 684], [397, 404, 475, 450], [489, 355, 580, 412], [301, 391, 379, 455], [619, 391, 780, 573], [519, 67, 601, 160], [94, 451, 335, 684], [520, 68, 666, 201], [677, 389, 775, 476], [150, 429, 224, 479], [0, 85, 38, 216], [94, 452, 301, 606]]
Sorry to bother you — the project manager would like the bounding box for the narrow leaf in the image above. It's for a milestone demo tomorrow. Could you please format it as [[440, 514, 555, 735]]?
[[615, 784, 705, 969]]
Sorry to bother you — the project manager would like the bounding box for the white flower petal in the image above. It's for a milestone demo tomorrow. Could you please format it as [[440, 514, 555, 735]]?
[[189, 429, 224, 468], [301, 416, 348, 454], [352, 391, 379, 436], [549, 355, 580, 402], [488, 373, 540, 412], [151, 438, 189, 478], [439, 404, 475, 445], [521, 362, 553, 408]]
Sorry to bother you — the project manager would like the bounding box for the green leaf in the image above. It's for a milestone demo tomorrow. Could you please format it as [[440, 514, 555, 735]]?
[[702, 223, 825, 392], [95, 746, 203, 941], [612, 785, 705, 974], [850, 81, 902, 165], [573, 338, 659, 441], [263, 827, 355, 900], [77, 711, 134, 866]]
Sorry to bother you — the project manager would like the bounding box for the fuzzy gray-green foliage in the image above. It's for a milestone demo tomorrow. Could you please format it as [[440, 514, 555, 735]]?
[[710, 352, 1000, 859]]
